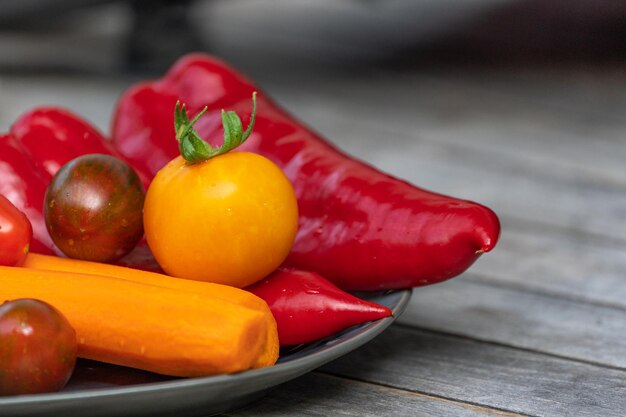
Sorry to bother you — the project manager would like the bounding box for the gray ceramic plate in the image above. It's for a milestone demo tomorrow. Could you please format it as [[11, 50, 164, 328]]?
[[0, 290, 411, 417]]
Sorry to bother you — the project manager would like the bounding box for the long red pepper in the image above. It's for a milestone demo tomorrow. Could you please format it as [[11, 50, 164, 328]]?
[[11, 107, 152, 190], [111, 53, 501, 291], [248, 269, 392, 346], [0, 134, 55, 255]]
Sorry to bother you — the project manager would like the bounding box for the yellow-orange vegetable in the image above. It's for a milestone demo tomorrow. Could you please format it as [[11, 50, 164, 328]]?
[[144, 152, 299, 288], [0, 264, 278, 377], [23, 253, 279, 366], [23, 254, 268, 311]]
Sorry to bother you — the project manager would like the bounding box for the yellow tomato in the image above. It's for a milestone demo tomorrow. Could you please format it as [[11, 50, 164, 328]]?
[[143, 152, 298, 288]]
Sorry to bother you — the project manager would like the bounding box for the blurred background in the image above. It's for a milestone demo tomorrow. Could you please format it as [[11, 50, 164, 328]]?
[[0, 0, 624, 133], [0, 0, 625, 74]]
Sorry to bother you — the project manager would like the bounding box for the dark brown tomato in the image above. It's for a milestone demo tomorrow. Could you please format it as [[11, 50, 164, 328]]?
[[44, 154, 145, 262], [0, 299, 77, 395]]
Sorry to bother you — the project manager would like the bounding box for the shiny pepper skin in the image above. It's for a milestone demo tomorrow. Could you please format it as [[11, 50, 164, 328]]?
[[248, 269, 392, 346], [11, 107, 152, 189], [0, 134, 55, 255], [111, 53, 501, 291]]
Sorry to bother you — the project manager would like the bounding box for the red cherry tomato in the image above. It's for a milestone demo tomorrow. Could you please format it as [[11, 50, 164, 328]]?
[[0, 194, 33, 266], [0, 299, 77, 395]]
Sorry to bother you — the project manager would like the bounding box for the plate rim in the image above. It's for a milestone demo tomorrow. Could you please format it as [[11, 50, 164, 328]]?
[[0, 289, 412, 408]]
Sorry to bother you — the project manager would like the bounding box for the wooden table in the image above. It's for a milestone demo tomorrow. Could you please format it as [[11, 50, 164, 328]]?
[[0, 62, 624, 417]]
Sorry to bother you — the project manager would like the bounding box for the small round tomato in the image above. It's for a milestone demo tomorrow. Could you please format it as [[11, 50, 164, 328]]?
[[0, 299, 77, 395], [144, 152, 298, 288], [0, 194, 33, 266], [44, 154, 145, 262]]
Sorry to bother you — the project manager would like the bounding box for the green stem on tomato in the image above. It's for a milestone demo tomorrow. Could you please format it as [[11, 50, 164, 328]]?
[[174, 92, 257, 164]]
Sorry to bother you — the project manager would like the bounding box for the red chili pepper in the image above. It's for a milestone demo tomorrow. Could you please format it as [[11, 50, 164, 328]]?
[[0, 134, 55, 255], [248, 269, 392, 346], [8, 111, 160, 272], [111, 53, 501, 291], [0, 193, 33, 266]]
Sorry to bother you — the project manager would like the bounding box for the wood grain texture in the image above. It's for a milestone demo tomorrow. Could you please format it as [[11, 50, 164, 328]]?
[[467, 224, 626, 309], [321, 326, 626, 417], [226, 372, 523, 417], [400, 279, 626, 369]]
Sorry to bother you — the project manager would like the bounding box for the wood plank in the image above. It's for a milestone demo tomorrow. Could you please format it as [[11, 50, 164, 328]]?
[[424, 68, 626, 127], [399, 279, 626, 369], [321, 326, 626, 417], [467, 223, 626, 309], [265, 68, 626, 166], [226, 372, 521, 417]]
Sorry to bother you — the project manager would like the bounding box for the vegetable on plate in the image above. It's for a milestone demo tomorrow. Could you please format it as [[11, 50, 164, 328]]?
[[0, 265, 279, 377], [0, 194, 33, 266], [22, 252, 279, 360], [24, 253, 390, 346], [9, 113, 160, 271], [143, 93, 299, 288], [0, 298, 77, 395], [11, 107, 152, 189], [0, 52, 502, 381], [248, 269, 393, 346], [0, 133, 55, 255], [44, 154, 145, 263], [111, 53, 501, 291]]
